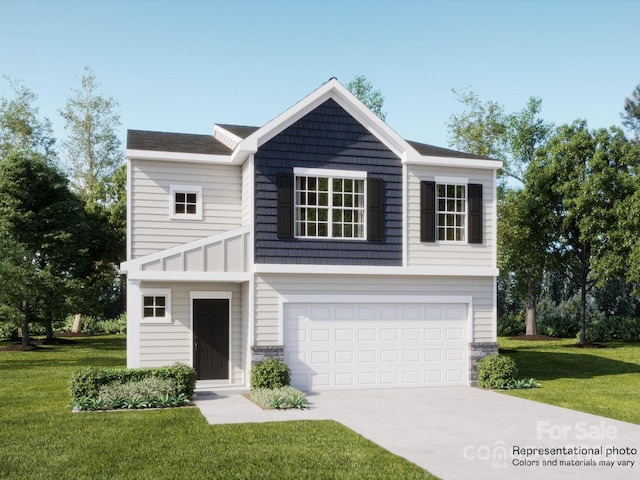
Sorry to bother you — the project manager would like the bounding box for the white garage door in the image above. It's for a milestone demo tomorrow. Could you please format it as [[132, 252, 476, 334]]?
[[283, 302, 468, 391]]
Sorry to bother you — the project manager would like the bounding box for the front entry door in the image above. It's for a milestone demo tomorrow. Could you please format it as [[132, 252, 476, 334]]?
[[193, 299, 229, 380]]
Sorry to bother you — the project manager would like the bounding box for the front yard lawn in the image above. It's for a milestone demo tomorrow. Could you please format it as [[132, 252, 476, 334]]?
[[498, 337, 640, 424], [0, 335, 437, 480]]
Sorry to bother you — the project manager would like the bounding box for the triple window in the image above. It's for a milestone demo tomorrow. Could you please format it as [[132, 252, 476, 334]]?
[[294, 169, 366, 239]]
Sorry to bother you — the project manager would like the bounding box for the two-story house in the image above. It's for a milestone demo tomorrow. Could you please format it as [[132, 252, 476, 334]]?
[[121, 79, 502, 391]]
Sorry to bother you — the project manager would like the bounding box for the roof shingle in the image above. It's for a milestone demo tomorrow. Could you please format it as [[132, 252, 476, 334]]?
[[127, 130, 232, 155]]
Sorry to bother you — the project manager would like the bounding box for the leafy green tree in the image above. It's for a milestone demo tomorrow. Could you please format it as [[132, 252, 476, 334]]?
[[448, 91, 552, 335], [621, 84, 640, 142], [0, 152, 87, 345], [60, 67, 126, 328], [447, 88, 506, 162], [346, 75, 386, 121], [0, 76, 56, 160], [527, 121, 637, 344], [60, 67, 124, 208]]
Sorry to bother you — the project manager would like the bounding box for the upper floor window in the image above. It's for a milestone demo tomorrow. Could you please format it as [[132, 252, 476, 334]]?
[[294, 168, 366, 239], [170, 184, 202, 220], [437, 184, 466, 241], [420, 179, 482, 244]]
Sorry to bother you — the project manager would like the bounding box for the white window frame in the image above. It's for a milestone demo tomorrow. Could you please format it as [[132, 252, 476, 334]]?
[[293, 167, 367, 240], [435, 177, 468, 243], [141, 288, 172, 323], [170, 184, 203, 220]]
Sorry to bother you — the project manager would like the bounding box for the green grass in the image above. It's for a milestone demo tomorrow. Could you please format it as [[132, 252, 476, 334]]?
[[498, 337, 640, 424], [0, 335, 437, 480]]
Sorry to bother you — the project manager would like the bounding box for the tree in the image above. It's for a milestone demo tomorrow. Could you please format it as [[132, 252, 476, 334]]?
[[621, 84, 640, 142], [526, 121, 637, 344], [0, 76, 56, 160], [60, 67, 124, 208], [447, 88, 506, 162], [346, 75, 386, 121], [448, 91, 552, 335], [0, 152, 87, 345], [60, 67, 126, 329]]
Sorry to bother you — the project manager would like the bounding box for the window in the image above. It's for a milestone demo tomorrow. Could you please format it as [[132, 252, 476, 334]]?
[[294, 169, 366, 239], [420, 180, 482, 244], [141, 289, 171, 323], [170, 185, 202, 220], [437, 184, 466, 241]]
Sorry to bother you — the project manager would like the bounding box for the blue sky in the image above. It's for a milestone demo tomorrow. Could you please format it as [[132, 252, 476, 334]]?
[[2, 0, 639, 151]]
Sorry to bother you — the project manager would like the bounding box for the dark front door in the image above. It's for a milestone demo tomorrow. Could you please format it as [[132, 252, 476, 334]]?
[[193, 299, 229, 380]]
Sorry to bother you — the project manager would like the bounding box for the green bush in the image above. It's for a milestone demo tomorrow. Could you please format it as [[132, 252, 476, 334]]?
[[586, 316, 640, 342], [497, 312, 525, 337], [98, 377, 177, 403], [251, 386, 309, 409], [69, 362, 196, 400], [477, 354, 518, 389], [250, 358, 290, 389]]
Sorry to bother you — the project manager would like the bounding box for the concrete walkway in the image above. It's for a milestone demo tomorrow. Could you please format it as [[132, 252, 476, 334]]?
[[194, 387, 640, 480]]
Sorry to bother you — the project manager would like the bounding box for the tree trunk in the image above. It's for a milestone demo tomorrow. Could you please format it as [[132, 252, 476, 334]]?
[[526, 275, 537, 335], [579, 282, 587, 345], [72, 313, 83, 333], [21, 300, 30, 346], [44, 318, 54, 340]]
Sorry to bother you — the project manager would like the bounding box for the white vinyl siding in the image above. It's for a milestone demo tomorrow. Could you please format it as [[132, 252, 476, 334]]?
[[241, 160, 251, 226], [254, 274, 495, 346], [408, 166, 495, 267], [138, 282, 246, 385], [130, 160, 243, 258]]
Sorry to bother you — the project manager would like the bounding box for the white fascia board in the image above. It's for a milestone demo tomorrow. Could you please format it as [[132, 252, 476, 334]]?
[[212, 125, 243, 149], [126, 271, 251, 282], [254, 263, 499, 277], [126, 149, 233, 165], [236, 79, 411, 162], [280, 293, 473, 305], [406, 154, 503, 170]]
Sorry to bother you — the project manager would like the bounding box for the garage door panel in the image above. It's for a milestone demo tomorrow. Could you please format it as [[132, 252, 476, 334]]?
[[284, 302, 468, 390]]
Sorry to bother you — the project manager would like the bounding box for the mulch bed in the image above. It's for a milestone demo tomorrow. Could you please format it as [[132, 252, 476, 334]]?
[[0, 333, 88, 351], [508, 334, 608, 348], [509, 334, 559, 341]]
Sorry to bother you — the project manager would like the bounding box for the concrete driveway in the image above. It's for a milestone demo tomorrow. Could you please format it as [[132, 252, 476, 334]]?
[[194, 387, 640, 480]]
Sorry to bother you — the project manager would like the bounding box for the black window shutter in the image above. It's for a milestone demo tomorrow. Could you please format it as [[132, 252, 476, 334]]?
[[367, 178, 383, 241], [420, 181, 436, 242], [468, 183, 483, 244], [277, 173, 294, 238]]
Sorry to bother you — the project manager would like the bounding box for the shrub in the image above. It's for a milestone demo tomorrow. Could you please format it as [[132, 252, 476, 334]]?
[[497, 312, 525, 337], [98, 377, 178, 404], [250, 358, 290, 389], [69, 362, 196, 400], [251, 386, 309, 409], [586, 316, 640, 342], [477, 354, 518, 389]]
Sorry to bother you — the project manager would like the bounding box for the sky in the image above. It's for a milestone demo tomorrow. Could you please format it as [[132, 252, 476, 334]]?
[[2, 0, 640, 152]]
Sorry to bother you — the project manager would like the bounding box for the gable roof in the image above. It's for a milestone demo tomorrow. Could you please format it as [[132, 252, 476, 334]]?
[[126, 79, 502, 169]]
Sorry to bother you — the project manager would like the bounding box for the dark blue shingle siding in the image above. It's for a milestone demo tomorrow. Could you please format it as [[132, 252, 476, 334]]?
[[254, 99, 403, 266]]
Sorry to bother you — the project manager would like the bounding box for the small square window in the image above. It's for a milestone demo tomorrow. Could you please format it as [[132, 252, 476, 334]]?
[[141, 289, 171, 323], [170, 185, 202, 220]]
